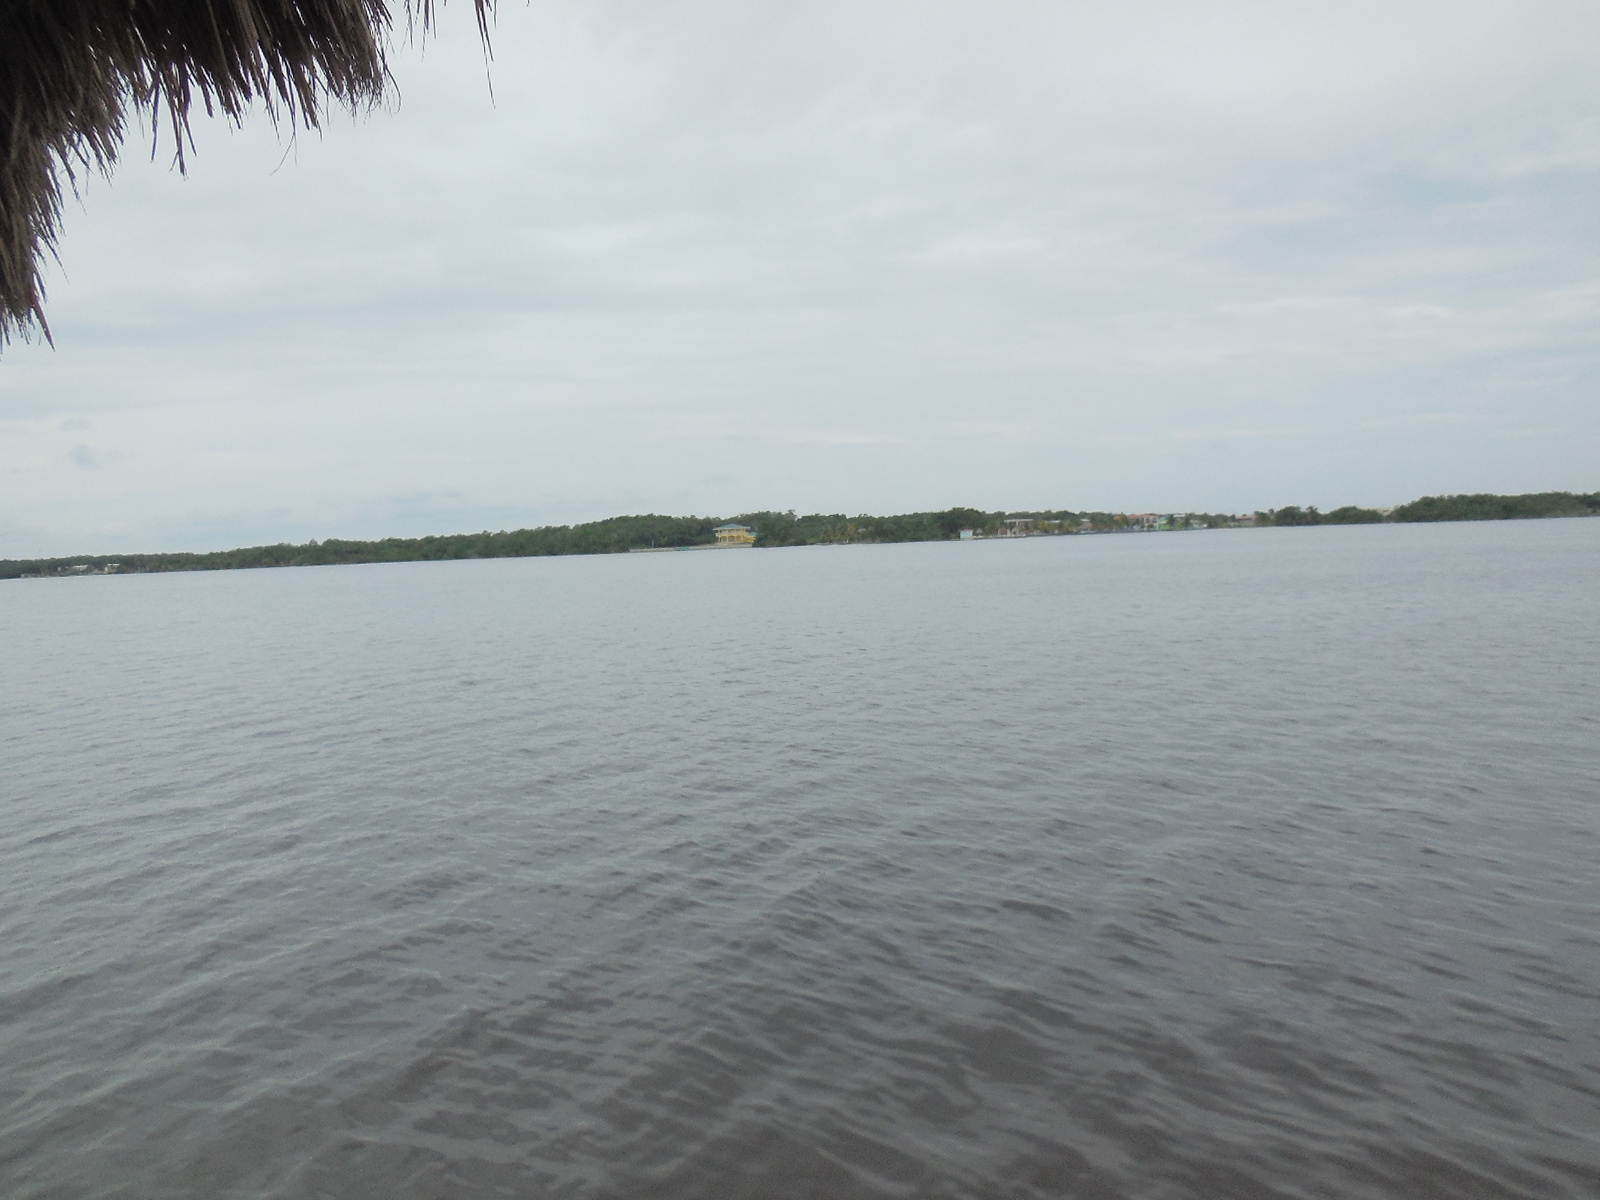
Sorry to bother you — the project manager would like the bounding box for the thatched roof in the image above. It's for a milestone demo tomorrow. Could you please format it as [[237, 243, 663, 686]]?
[[1, 0, 489, 344]]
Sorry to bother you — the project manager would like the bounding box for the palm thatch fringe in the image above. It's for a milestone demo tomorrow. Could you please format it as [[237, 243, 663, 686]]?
[[1, 0, 489, 344]]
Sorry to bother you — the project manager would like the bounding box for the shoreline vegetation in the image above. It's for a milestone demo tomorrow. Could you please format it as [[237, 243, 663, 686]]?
[[5, 491, 1597, 580]]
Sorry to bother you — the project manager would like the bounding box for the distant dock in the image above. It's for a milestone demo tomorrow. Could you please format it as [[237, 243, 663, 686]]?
[[628, 543, 755, 553]]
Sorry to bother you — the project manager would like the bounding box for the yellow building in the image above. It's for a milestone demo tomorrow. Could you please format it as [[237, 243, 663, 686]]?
[[714, 523, 756, 546]]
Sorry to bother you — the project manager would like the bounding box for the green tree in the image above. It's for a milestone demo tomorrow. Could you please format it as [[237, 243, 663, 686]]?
[[1322, 505, 1384, 524], [936, 507, 993, 538], [1391, 492, 1600, 522]]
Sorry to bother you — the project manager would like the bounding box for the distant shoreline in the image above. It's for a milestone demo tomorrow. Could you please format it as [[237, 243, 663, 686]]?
[[5, 491, 1595, 580]]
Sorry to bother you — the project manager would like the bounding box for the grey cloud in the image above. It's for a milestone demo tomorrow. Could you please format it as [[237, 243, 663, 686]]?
[[1, 0, 1596, 555]]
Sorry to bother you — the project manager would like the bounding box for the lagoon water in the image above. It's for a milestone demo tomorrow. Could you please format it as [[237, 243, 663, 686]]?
[[3, 521, 1599, 1199]]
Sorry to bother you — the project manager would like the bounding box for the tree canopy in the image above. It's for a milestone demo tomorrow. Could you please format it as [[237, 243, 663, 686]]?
[[1389, 492, 1600, 523]]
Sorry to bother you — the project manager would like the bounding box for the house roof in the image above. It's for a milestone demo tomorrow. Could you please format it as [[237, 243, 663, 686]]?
[[714, 523, 750, 531], [1, 0, 492, 343]]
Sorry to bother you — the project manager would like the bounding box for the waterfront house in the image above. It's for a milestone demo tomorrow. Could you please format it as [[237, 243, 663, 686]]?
[[714, 523, 756, 546]]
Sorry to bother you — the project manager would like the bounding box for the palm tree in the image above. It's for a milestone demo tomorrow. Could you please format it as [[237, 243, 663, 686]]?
[[0, 0, 488, 343]]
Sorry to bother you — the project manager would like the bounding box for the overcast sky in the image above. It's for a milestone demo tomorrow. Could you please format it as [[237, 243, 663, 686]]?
[[3, 0, 1597, 556]]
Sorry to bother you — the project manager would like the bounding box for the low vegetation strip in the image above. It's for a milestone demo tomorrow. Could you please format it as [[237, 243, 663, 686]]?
[[5, 492, 1596, 579], [1387, 492, 1600, 522]]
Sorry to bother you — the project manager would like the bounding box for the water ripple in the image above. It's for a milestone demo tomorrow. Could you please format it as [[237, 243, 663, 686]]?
[[2, 521, 1598, 1198]]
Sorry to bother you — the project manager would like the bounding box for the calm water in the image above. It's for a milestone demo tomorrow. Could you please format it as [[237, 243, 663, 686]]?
[[3, 521, 1598, 1199]]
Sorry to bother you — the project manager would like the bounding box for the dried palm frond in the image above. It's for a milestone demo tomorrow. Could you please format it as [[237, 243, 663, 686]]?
[[0, 0, 491, 344]]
